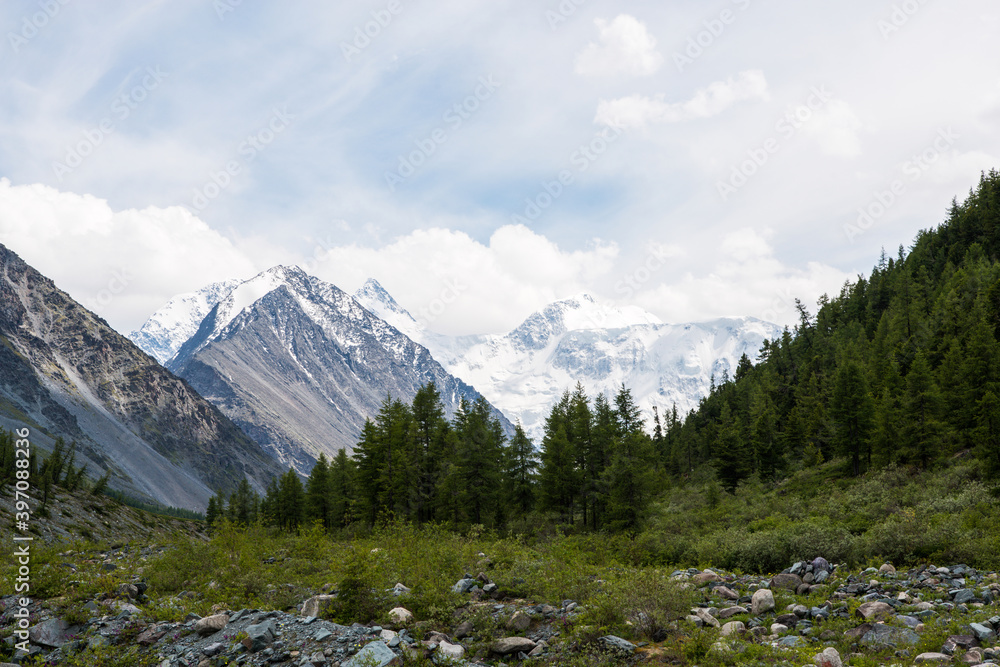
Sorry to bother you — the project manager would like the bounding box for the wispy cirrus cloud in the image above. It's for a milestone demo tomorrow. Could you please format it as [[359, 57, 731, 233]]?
[[594, 70, 769, 128]]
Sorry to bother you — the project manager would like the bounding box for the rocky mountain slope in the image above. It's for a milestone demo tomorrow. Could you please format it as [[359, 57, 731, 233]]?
[[159, 267, 512, 472], [0, 243, 281, 510], [354, 283, 782, 440]]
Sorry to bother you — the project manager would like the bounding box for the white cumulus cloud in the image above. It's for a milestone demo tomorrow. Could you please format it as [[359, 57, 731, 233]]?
[[575, 15, 663, 78], [595, 70, 769, 128], [0, 179, 259, 332]]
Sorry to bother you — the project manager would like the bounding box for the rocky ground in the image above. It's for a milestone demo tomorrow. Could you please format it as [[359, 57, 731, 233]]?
[[4, 548, 1000, 667]]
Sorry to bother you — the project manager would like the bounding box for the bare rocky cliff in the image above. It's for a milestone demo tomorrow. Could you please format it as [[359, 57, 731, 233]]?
[[0, 243, 282, 511]]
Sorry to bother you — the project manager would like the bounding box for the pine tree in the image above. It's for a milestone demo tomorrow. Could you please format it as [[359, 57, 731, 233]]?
[[277, 469, 305, 530], [504, 424, 536, 517], [452, 397, 505, 527], [602, 386, 657, 532], [830, 359, 874, 476], [409, 383, 449, 524], [328, 449, 356, 528], [714, 403, 748, 492], [900, 352, 944, 467], [976, 390, 1000, 475], [205, 495, 221, 529], [306, 454, 331, 527]]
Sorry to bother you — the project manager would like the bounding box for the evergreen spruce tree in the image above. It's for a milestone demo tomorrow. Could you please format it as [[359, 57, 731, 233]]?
[[830, 359, 874, 476], [900, 352, 944, 467], [306, 454, 331, 528], [504, 424, 536, 518]]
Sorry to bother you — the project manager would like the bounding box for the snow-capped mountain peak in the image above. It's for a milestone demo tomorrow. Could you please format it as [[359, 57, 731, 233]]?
[[353, 278, 422, 341], [129, 277, 243, 363]]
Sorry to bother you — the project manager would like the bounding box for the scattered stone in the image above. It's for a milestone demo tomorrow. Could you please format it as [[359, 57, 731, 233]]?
[[507, 610, 531, 631], [454, 620, 473, 639], [771, 623, 788, 634], [302, 595, 336, 618], [716, 585, 739, 600], [452, 578, 478, 593], [600, 635, 636, 654], [438, 640, 465, 660], [493, 636, 537, 655], [243, 619, 276, 652], [971, 622, 997, 643], [915, 653, 953, 664], [856, 601, 894, 620], [720, 621, 745, 637], [860, 624, 920, 649], [193, 614, 228, 636], [388, 607, 413, 624], [693, 570, 723, 585], [880, 563, 896, 575], [752, 588, 775, 615], [28, 619, 71, 648], [771, 573, 803, 591], [694, 608, 720, 628], [342, 641, 401, 667], [814, 647, 843, 667], [718, 606, 746, 619]]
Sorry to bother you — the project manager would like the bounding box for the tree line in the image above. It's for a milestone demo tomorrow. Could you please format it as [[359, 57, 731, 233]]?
[[207, 170, 1000, 533], [206, 382, 666, 533]]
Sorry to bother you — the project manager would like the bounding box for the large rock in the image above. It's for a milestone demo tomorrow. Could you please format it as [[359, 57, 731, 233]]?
[[770, 573, 803, 591], [452, 578, 478, 593], [752, 588, 775, 615], [693, 570, 723, 585], [343, 641, 401, 667], [600, 636, 636, 654], [302, 595, 336, 618], [721, 621, 745, 637], [507, 610, 531, 631], [437, 641, 465, 661], [914, 653, 952, 664], [718, 606, 747, 619], [879, 563, 896, 575], [28, 619, 71, 648], [243, 619, 276, 653], [193, 614, 229, 636], [716, 585, 739, 600], [388, 607, 413, 624], [860, 624, 920, 649], [953, 589, 976, 605], [694, 608, 720, 628], [813, 647, 843, 667], [971, 623, 997, 643], [493, 637, 537, 655], [856, 601, 894, 620]]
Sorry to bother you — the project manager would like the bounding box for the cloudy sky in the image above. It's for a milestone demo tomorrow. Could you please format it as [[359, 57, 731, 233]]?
[[1, 0, 998, 336]]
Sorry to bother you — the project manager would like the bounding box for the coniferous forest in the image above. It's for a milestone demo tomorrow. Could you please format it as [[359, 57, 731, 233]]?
[[209, 170, 1000, 544]]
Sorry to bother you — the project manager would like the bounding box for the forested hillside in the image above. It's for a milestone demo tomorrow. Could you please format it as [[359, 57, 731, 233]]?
[[672, 168, 1000, 489], [209, 171, 1000, 545]]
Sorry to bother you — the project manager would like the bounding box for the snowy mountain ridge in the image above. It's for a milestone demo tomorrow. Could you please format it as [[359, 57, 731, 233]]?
[[353, 282, 782, 441]]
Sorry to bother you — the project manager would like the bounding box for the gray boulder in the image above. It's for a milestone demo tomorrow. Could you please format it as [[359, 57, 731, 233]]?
[[342, 641, 401, 667]]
